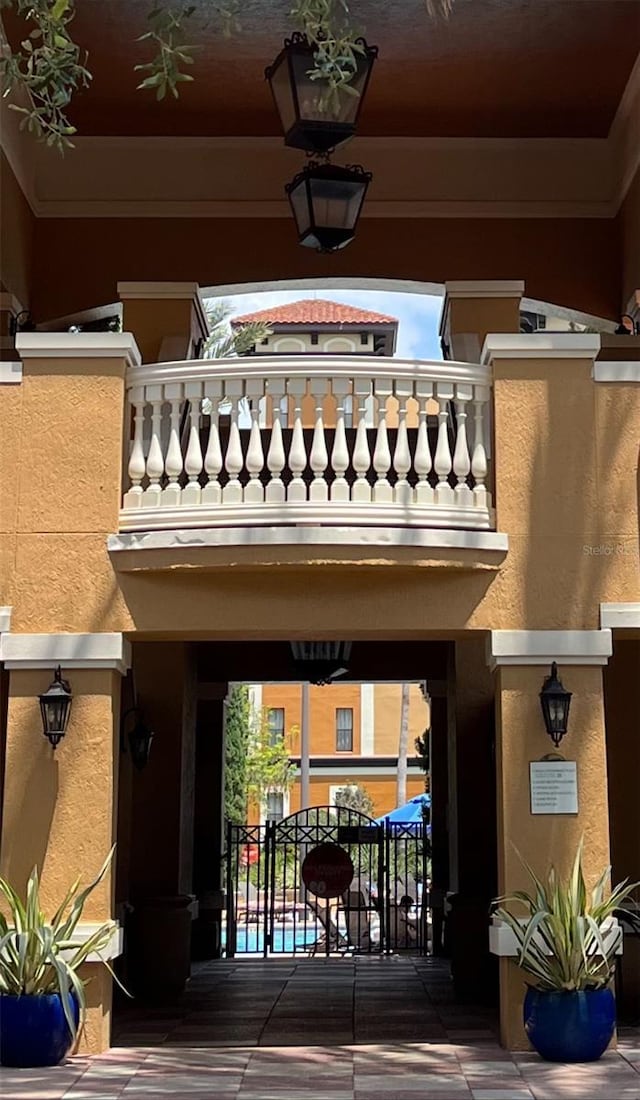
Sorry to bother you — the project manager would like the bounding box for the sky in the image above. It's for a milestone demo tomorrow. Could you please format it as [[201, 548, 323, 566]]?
[[206, 288, 444, 360]]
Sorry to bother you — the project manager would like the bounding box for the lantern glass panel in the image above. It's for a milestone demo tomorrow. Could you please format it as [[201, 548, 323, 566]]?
[[288, 176, 312, 236], [309, 174, 366, 231], [269, 53, 297, 133]]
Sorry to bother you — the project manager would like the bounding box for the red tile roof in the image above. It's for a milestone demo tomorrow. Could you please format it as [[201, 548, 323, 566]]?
[[232, 298, 398, 327]]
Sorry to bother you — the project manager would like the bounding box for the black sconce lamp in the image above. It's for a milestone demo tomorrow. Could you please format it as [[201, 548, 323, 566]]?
[[285, 160, 372, 252], [539, 662, 572, 747], [39, 666, 73, 749], [121, 707, 154, 771]]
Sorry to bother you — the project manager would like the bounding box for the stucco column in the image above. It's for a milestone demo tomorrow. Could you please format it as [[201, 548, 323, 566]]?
[[439, 281, 524, 360], [489, 630, 613, 1049], [118, 281, 210, 363], [0, 633, 131, 1054]]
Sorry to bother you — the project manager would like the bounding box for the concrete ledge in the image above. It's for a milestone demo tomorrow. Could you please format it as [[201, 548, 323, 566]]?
[[600, 602, 640, 630], [490, 917, 622, 957], [0, 361, 23, 384], [0, 607, 12, 633], [483, 333, 601, 362], [487, 629, 612, 669], [593, 361, 640, 382], [0, 632, 132, 674], [16, 332, 141, 368]]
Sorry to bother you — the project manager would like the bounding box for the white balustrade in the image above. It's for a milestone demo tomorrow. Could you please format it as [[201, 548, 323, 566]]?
[[120, 355, 494, 533]]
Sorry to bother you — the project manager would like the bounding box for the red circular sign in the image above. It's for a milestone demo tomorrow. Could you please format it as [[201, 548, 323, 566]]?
[[302, 843, 354, 899]]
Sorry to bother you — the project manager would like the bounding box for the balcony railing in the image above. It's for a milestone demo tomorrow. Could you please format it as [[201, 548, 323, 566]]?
[[119, 355, 493, 534]]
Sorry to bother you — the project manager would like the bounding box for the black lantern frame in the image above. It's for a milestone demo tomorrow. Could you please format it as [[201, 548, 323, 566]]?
[[39, 666, 72, 749], [266, 33, 378, 154], [539, 661, 572, 747], [290, 641, 352, 685], [285, 161, 372, 252], [121, 707, 154, 771]]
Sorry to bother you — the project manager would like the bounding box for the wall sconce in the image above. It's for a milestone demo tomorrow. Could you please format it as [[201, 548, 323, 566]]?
[[121, 707, 154, 771], [39, 666, 72, 749], [539, 662, 572, 747]]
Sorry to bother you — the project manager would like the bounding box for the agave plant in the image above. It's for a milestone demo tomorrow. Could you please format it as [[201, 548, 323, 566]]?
[[0, 848, 128, 1042], [493, 842, 639, 992]]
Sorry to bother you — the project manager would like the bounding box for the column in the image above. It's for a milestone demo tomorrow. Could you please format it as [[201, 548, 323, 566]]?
[[192, 686, 228, 960], [0, 632, 130, 1055], [300, 682, 310, 810], [488, 629, 613, 1050], [439, 281, 524, 361], [118, 281, 210, 363]]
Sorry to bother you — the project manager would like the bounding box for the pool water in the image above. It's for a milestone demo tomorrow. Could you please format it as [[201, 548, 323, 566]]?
[[226, 925, 321, 954]]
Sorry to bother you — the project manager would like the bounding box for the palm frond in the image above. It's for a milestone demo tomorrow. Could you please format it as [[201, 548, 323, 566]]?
[[426, 0, 454, 17]]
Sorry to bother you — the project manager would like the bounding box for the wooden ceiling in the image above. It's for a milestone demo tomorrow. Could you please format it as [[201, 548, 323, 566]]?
[[3, 0, 640, 138]]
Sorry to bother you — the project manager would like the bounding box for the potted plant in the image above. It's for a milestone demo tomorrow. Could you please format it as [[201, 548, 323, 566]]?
[[492, 842, 638, 1062], [0, 849, 127, 1067]]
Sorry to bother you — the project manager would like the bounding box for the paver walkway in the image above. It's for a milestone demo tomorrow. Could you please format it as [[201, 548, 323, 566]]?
[[1, 957, 639, 1098]]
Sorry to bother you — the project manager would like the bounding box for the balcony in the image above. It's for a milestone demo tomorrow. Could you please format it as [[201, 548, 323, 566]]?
[[116, 355, 505, 556]]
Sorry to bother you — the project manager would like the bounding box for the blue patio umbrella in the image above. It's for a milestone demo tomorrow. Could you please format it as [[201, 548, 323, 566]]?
[[376, 794, 431, 830]]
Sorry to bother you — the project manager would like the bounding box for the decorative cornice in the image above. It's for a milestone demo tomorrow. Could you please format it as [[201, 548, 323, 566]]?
[[487, 629, 612, 670], [16, 332, 141, 368], [482, 333, 601, 363], [0, 607, 11, 634], [593, 361, 640, 383], [600, 603, 640, 630], [0, 633, 132, 674]]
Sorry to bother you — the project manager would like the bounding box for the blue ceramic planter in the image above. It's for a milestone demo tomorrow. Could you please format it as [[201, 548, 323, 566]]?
[[0, 993, 79, 1067], [524, 986, 616, 1063]]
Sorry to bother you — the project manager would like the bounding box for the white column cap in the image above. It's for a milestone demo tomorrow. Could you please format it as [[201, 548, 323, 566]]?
[[487, 629, 612, 670], [0, 633, 131, 674]]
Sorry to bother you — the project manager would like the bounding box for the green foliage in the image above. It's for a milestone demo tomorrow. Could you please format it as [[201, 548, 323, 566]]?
[[492, 841, 639, 992], [246, 708, 295, 810], [0, 0, 91, 151], [204, 300, 272, 359], [334, 783, 374, 816], [415, 728, 430, 791], [224, 685, 251, 824], [0, 0, 454, 151], [0, 849, 128, 1041]]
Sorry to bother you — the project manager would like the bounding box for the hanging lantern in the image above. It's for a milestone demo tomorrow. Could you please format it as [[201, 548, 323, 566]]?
[[266, 33, 378, 154], [39, 666, 73, 749], [539, 662, 572, 747], [290, 641, 352, 685], [285, 161, 372, 252]]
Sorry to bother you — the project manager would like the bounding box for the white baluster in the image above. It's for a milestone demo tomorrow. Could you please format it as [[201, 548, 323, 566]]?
[[471, 384, 491, 509], [244, 378, 265, 503], [222, 378, 244, 504], [309, 377, 329, 502], [330, 378, 350, 502], [202, 379, 223, 505], [160, 383, 184, 506], [452, 383, 473, 506], [393, 380, 413, 505], [123, 387, 146, 509], [352, 377, 372, 502], [434, 382, 455, 506], [287, 378, 308, 503], [372, 378, 392, 503], [266, 378, 286, 503], [182, 382, 203, 507], [414, 380, 434, 505], [143, 386, 164, 507]]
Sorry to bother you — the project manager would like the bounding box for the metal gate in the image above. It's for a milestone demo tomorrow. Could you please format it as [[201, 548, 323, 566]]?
[[225, 806, 431, 957]]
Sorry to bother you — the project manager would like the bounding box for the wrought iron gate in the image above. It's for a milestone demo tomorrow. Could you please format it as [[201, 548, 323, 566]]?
[[225, 806, 431, 958]]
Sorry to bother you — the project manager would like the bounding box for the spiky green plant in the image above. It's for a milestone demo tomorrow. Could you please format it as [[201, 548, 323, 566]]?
[[0, 848, 128, 1043], [493, 842, 639, 992]]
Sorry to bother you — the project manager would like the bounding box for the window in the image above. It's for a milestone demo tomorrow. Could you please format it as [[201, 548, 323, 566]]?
[[267, 707, 285, 745], [261, 337, 269, 345], [360, 332, 368, 345], [265, 792, 284, 823], [310, 332, 319, 345], [336, 708, 354, 752]]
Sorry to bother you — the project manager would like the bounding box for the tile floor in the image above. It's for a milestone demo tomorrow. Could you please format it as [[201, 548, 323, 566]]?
[[1, 957, 639, 1099]]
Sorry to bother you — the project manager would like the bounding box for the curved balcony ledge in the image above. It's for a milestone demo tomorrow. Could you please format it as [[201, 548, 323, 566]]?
[[107, 525, 508, 573], [120, 353, 496, 550]]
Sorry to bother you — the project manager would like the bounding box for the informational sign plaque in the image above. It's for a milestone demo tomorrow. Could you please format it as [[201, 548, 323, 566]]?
[[530, 761, 578, 815]]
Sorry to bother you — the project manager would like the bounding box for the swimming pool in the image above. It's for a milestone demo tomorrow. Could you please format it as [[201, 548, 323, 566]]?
[[225, 925, 321, 954]]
